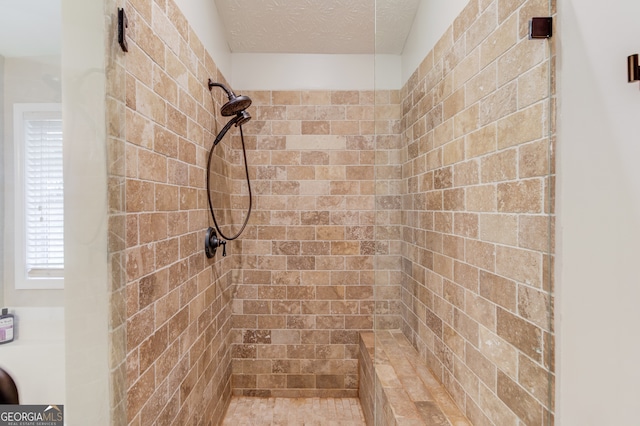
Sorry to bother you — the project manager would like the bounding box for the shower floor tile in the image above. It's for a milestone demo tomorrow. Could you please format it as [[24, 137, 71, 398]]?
[[221, 397, 366, 425]]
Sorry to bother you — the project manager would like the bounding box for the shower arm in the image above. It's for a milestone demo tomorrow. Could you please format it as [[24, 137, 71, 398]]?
[[208, 79, 235, 98]]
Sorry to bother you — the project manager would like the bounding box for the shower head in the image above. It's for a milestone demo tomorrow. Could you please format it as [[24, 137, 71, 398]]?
[[234, 110, 252, 127], [213, 110, 252, 146], [208, 79, 253, 116], [221, 95, 252, 116]]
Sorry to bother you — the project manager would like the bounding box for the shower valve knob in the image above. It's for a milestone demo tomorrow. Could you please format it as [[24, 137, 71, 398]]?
[[205, 227, 227, 258]]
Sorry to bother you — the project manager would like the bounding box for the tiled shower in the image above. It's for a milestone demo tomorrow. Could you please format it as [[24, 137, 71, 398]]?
[[106, 0, 555, 424]]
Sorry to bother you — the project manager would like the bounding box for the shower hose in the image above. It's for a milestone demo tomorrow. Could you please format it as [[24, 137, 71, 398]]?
[[205, 121, 253, 244]]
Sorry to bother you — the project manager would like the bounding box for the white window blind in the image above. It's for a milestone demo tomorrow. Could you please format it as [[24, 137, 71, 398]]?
[[13, 104, 64, 289], [24, 114, 64, 277]]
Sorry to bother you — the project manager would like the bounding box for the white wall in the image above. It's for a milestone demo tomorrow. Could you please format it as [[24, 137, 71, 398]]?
[[401, 0, 469, 82], [556, 1, 640, 425], [0, 307, 65, 404], [232, 53, 399, 91], [61, 0, 110, 423]]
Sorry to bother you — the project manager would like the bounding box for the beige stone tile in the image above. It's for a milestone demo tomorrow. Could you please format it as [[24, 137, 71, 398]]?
[[287, 105, 316, 120], [135, 80, 166, 125], [479, 270, 517, 313], [498, 0, 527, 23], [466, 62, 498, 106], [126, 43, 153, 89], [497, 179, 542, 213], [517, 284, 552, 330], [519, 62, 550, 108], [477, 382, 520, 426], [519, 214, 553, 252], [465, 239, 496, 271], [519, 138, 551, 179], [496, 245, 542, 287], [453, 0, 479, 40], [453, 104, 480, 138], [480, 14, 518, 69], [497, 307, 542, 362], [444, 87, 466, 121], [519, 352, 553, 407], [465, 290, 496, 331], [498, 38, 547, 87], [443, 138, 465, 166], [480, 213, 518, 245], [453, 159, 480, 187], [497, 103, 544, 150], [479, 81, 518, 126], [334, 91, 366, 106], [466, 2, 498, 52], [301, 120, 330, 135], [126, 110, 154, 149], [272, 91, 301, 105], [497, 371, 544, 425]]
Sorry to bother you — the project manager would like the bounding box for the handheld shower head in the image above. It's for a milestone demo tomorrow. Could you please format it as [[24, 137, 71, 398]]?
[[208, 79, 253, 116], [234, 110, 252, 127], [213, 110, 251, 146]]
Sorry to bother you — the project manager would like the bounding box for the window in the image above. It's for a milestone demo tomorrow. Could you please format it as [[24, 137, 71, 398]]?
[[13, 104, 63, 289]]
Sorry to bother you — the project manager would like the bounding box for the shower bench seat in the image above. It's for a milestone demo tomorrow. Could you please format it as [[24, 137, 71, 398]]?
[[358, 330, 471, 425]]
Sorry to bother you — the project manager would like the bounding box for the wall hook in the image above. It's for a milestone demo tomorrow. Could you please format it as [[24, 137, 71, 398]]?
[[118, 8, 128, 52], [529, 17, 552, 39], [628, 54, 639, 84]]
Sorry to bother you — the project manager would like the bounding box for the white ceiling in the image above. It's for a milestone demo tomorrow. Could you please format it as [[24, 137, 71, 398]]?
[[214, 0, 421, 54], [0, 0, 61, 57]]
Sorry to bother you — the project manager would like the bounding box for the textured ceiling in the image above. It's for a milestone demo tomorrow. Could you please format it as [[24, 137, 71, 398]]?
[[214, 0, 420, 54]]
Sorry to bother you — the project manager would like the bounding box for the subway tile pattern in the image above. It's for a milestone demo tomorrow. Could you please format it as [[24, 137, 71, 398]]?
[[228, 89, 403, 398], [120, 0, 238, 423], [221, 397, 366, 425], [398, 0, 556, 425], [109, 0, 558, 423], [359, 331, 471, 425]]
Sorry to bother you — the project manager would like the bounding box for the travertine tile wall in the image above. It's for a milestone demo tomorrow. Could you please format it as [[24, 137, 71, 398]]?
[[109, 0, 555, 422], [228, 89, 403, 397], [399, 0, 555, 425], [119, 0, 237, 423]]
